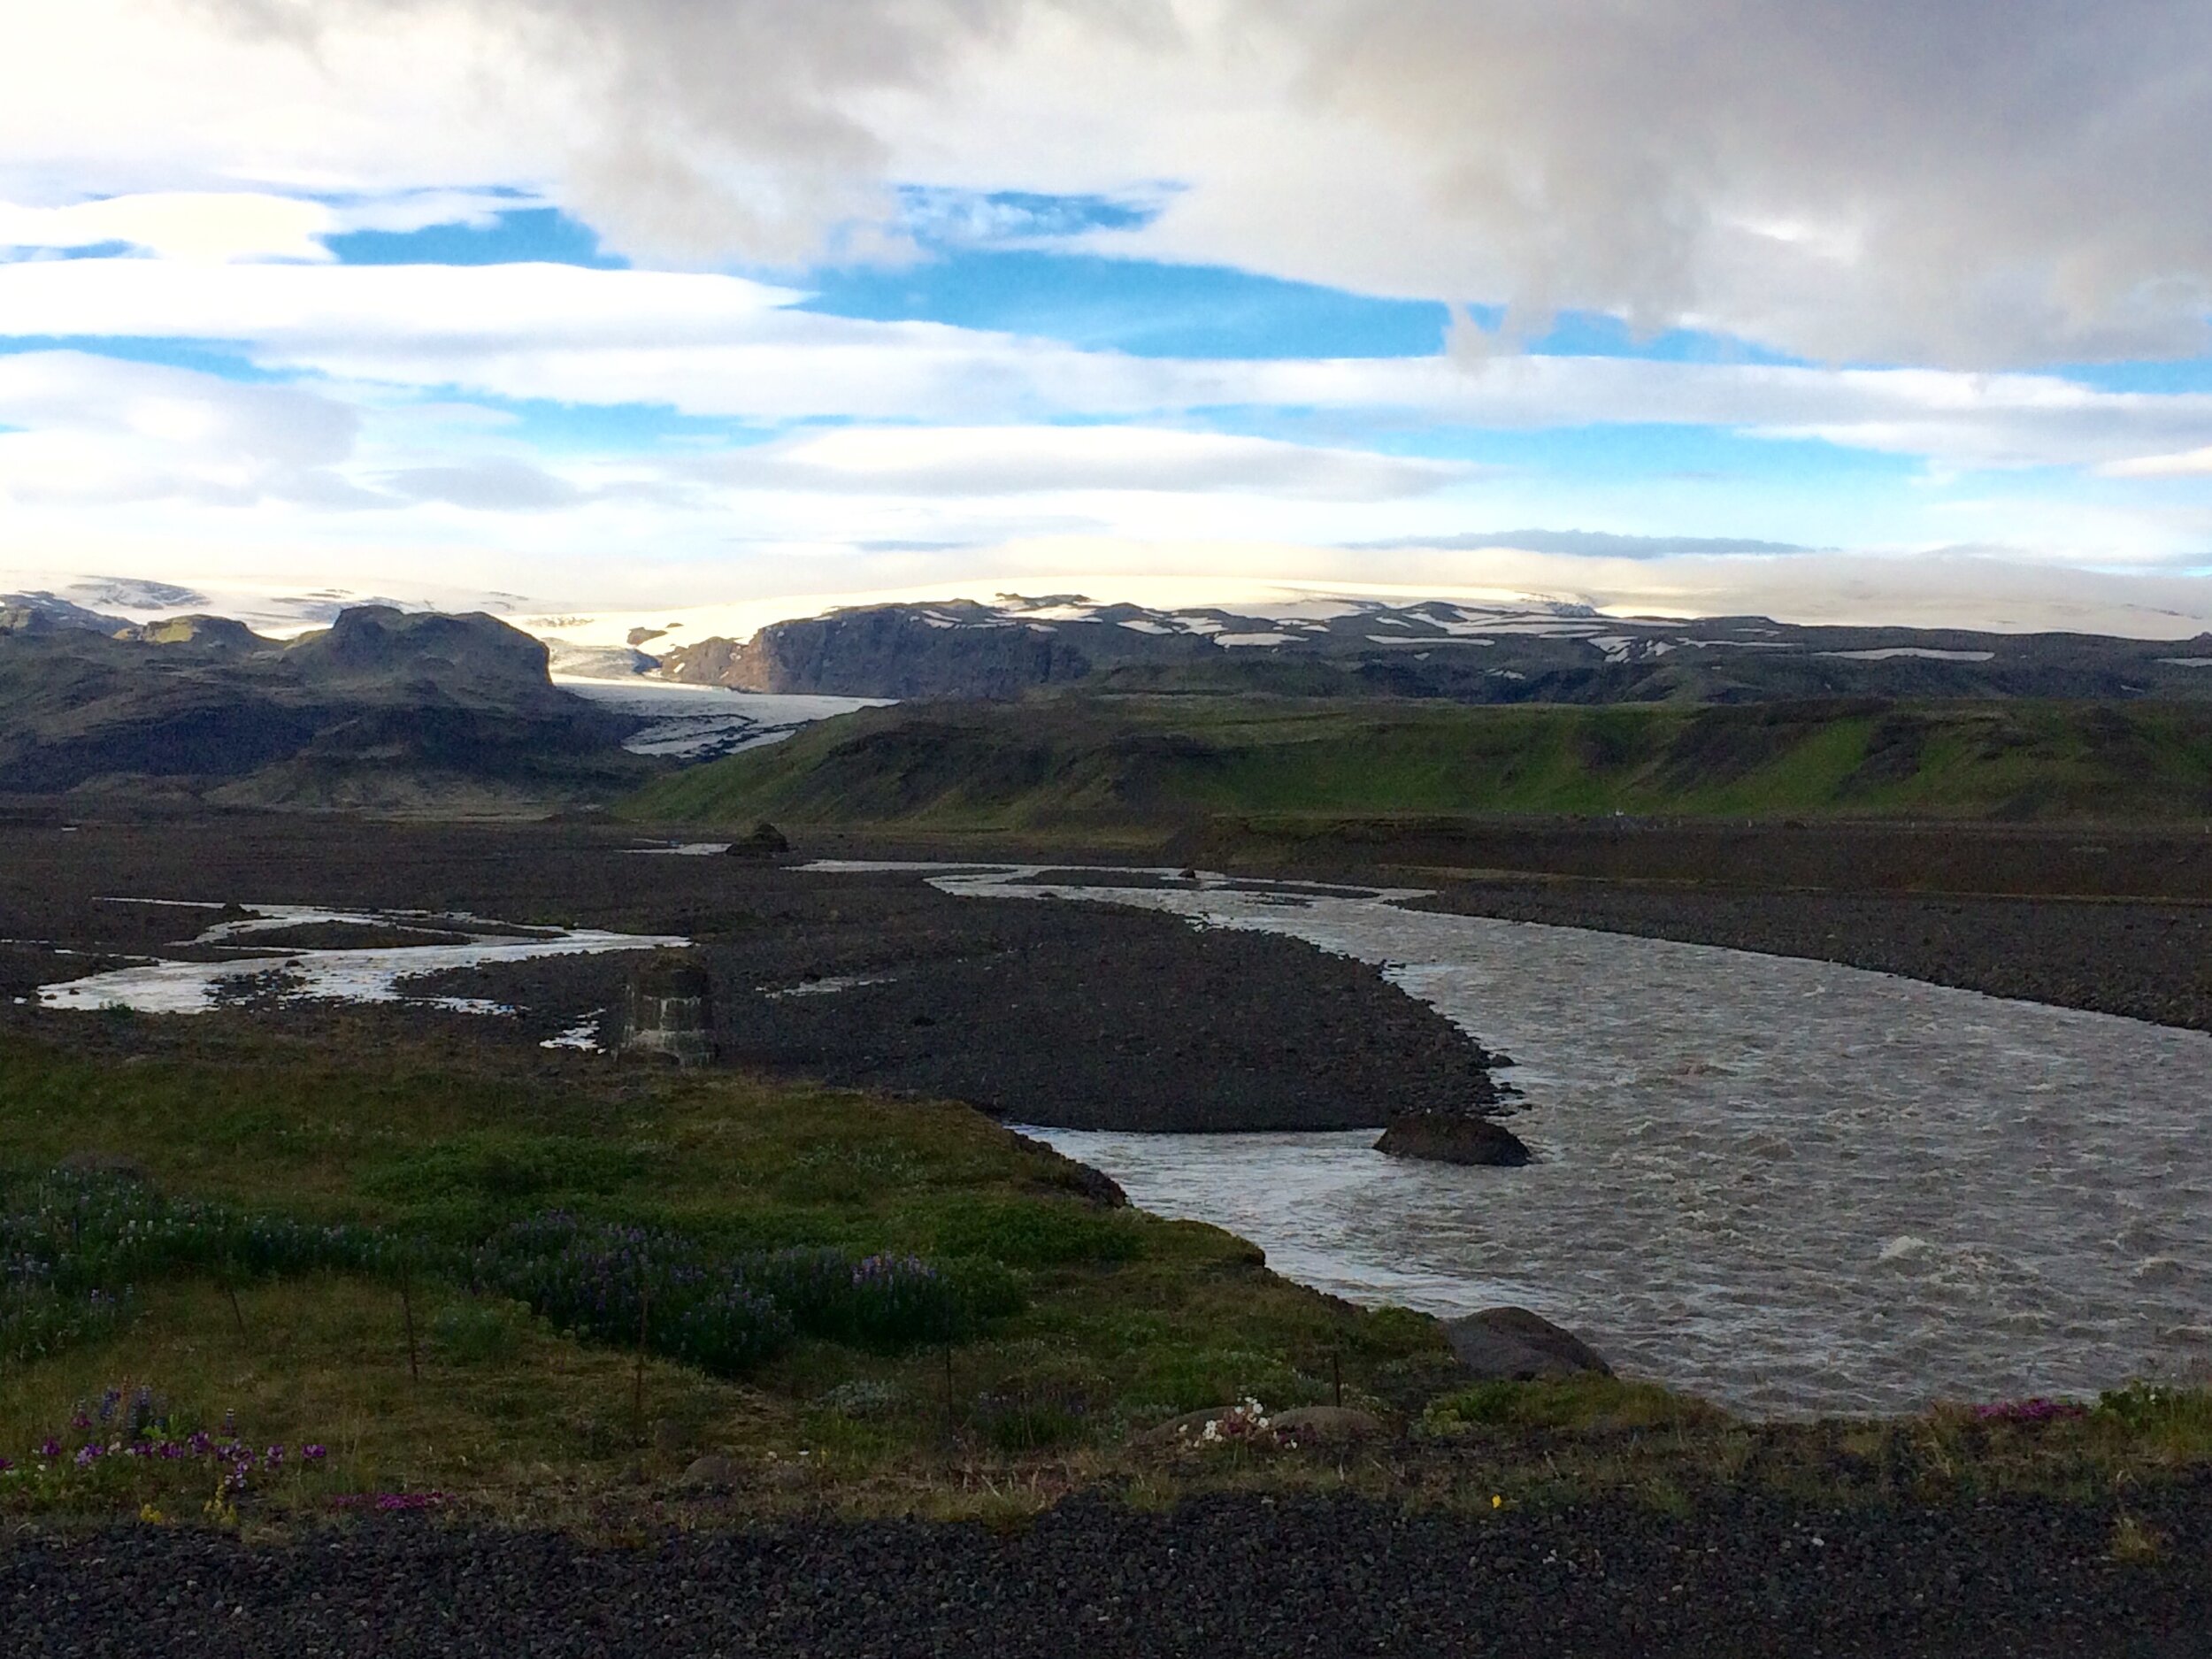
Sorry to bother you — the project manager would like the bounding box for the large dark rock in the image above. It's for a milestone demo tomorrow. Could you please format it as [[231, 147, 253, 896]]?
[[726, 821, 792, 861], [1374, 1112, 1532, 1166], [1442, 1307, 1612, 1380]]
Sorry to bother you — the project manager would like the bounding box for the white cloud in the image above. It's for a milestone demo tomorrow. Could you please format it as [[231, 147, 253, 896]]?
[[6, 0, 2197, 367], [706, 426, 1461, 499], [0, 350, 362, 505], [2101, 446, 2212, 480], [9, 260, 2212, 475], [0, 192, 335, 262]]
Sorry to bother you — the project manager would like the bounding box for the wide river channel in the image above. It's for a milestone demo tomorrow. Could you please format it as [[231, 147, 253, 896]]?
[[818, 862, 2212, 1418]]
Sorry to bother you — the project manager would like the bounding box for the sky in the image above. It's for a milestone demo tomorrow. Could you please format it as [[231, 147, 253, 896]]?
[[4, 0, 2212, 635]]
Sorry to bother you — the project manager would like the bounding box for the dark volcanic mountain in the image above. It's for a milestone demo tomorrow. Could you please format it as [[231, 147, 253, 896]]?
[[655, 594, 2212, 704], [0, 603, 647, 811]]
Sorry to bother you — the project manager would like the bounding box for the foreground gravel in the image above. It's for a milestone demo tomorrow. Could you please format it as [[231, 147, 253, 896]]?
[[9, 1486, 2210, 1657]]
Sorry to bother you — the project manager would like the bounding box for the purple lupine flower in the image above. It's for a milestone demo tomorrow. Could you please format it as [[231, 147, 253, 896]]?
[[302, 1445, 326, 1463], [265, 1444, 284, 1467], [69, 1412, 91, 1431], [97, 1387, 120, 1424], [0, 1456, 13, 1472], [157, 1441, 183, 1460], [38, 1438, 61, 1459], [73, 1444, 102, 1469], [187, 1430, 211, 1455]]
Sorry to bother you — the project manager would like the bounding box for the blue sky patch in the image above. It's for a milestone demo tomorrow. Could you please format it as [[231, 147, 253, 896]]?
[[798, 248, 1450, 359], [326, 206, 626, 269], [0, 335, 292, 382]]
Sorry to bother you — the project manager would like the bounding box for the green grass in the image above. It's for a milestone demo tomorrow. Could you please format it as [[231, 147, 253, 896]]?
[[0, 1025, 1454, 1521], [619, 695, 2212, 833]]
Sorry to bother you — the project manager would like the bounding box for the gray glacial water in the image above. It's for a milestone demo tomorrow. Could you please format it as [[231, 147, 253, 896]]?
[[39, 902, 686, 1016], [818, 863, 2212, 1417]]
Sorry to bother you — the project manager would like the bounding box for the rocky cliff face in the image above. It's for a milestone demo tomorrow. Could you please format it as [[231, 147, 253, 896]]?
[[285, 606, 568, 710], [0, 604, 643, 808], [645, 594, 2212, 704], [658, 601, 1212, 697]]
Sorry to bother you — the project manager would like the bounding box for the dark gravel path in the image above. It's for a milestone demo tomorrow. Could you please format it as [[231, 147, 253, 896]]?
[[9, 1486, 2209, 1657], [1419, 881, 2212, 1033]]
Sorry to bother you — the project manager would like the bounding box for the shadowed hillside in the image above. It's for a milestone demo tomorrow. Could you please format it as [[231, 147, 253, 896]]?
[[622, 695, 2212, 831]]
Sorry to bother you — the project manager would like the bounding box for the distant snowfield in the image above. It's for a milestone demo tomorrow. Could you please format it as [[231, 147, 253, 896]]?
[[556, 677, 889, 760]]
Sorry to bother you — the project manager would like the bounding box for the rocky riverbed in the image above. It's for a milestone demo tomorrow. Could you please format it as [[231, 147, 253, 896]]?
[[8, 1485, 2210, 1657]]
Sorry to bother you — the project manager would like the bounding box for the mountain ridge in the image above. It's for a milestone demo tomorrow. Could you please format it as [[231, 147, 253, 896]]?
[[645, 594, 2212, 704]]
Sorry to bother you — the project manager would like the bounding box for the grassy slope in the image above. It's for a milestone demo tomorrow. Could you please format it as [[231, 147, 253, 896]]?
[[0, 1023, 1450, 1523], [622, 697, 2212, 833]]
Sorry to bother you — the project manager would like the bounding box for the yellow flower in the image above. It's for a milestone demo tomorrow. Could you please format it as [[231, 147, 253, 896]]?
[[139, 1502, 165, 1525], [1491, 1494, 1503, 1509]]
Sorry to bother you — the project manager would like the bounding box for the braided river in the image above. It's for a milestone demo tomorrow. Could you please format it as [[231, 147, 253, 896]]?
[[826, 863, 2212, 1417]]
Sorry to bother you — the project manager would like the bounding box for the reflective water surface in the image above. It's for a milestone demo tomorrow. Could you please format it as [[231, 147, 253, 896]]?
[[819, 863, 2212, 1417]]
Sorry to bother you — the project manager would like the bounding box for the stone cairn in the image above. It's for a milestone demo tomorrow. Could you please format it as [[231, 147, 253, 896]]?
[[620, 956, 716, 1068]]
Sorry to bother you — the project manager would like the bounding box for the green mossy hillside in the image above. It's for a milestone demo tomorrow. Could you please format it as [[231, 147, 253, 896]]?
[[622, 696, 2212, 833]]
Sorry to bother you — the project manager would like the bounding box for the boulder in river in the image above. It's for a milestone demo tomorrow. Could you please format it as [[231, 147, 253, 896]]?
[[1374, 1112, 1532, 1167], [1442, 1307, 1612, 1380]]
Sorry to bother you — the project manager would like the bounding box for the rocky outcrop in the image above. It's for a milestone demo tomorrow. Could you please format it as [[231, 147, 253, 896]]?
[[127, 615, 266, 650], [725, 822, 791, 861], [657, 602, 1211, 698], [286, 606, 565, 710], [1375, 1112, 1532, 1166], [1442, 1307, 1612, 1380], [0, 604, 644, 807]]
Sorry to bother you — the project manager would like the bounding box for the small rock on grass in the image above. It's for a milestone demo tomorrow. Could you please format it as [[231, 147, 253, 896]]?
[[678, 1454, 741, 1489]]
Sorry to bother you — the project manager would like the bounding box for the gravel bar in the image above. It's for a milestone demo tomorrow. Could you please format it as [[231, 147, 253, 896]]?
[[9, 1486, 2211, 1657], [1418, 880, 2212, 1033]]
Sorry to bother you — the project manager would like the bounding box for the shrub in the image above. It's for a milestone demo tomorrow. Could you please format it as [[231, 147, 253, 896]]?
[[932, 1200, 1142, 1268], [362, 1134, 646, 1205], [469, 1213, 791, 1378], [429, 1302, 522, 1365], [741, 1247, 971, 1350], [0, 1170, 388, 1363]]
